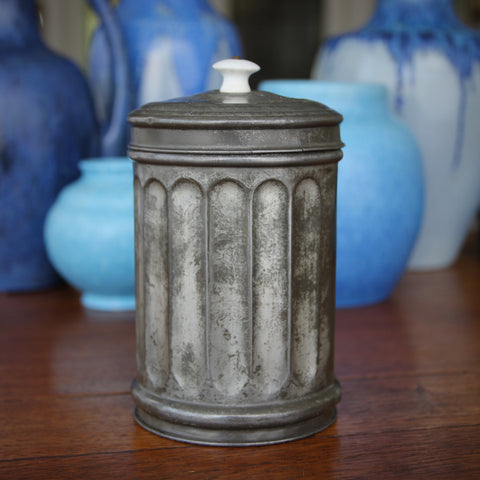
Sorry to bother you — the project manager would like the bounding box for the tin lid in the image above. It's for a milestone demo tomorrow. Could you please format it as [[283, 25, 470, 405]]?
[[128, 59, 343, 166]]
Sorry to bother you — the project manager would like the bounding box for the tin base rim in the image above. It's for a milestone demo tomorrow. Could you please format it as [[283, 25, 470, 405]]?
[[134, 406, 337, 447]]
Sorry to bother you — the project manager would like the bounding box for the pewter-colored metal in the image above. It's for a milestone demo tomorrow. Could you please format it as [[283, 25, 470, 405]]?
[[128, 90, 343, 163], [128, 65, 343, 446]]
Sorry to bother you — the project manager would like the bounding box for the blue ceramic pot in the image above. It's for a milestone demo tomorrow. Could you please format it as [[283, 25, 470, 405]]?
[[259, 80, 424, 307], [314, 0, 480, 270], [44, 158, 135, 311], [0, 0, 98, 291], [89, 0, 242, 153], [0, 0, 129, 292]]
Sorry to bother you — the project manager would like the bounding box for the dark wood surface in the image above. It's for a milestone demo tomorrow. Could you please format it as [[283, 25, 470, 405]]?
[[1, 236, 479, 479]]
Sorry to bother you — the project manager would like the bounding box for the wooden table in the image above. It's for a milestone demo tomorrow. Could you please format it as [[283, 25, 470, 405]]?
[[1, 237, 479, 479]]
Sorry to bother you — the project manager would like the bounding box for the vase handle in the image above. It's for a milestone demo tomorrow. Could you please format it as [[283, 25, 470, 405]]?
[[87, 0, 130, 156]]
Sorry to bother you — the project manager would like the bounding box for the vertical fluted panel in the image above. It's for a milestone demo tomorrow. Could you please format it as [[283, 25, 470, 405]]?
[[134, 177, 146, 384], [291, 178, 322, 388], [252, 181, 289, 397], [170, 180, 207, 394], [143, 180, 169, 389], [317, 169, 337, 387], [209, 181, 249, 396]]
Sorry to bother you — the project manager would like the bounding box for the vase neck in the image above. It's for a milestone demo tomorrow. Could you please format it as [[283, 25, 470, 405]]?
[[370, 0, 460, 30], [376, 0, 453, 8], [0, 0, 41, 48], [118, 0, 213, 17]]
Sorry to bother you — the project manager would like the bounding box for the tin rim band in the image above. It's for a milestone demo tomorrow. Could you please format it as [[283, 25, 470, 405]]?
[[128, 148, 343, 167]]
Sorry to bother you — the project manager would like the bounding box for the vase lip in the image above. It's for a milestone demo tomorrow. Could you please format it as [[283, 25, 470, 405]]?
[[79, 157, 133, 173], [118, 0, 212, 17], [259, 80, 388, 98], [258, 80, 390, 117]]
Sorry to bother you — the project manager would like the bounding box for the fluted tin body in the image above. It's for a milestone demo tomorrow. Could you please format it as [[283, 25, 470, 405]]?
[[128, 88, 343, 446]]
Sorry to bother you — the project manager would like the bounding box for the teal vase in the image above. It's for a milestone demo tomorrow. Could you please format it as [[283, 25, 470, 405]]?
[[44, 158, 135, 311]]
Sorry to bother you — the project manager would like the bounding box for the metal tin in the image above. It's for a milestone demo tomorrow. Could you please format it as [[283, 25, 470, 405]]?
[[128, 60, 343, 446]]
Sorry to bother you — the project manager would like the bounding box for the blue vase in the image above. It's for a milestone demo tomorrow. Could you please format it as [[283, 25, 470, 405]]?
[[89, 0, 242, 153], [0, 0, 129, 292], [44, 158, 135, 311], [313, 0, 480, 270], [259, 80, 424, 307]]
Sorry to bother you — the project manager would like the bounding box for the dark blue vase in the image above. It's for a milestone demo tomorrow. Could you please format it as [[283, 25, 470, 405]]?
[[89, 0, 242, 153], [0, 0, 129, 292]]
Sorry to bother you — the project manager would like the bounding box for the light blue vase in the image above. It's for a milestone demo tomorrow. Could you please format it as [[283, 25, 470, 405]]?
[[0, 0, 129, 292], [44, 158, 135, 311], [259, 80, 424, 307]]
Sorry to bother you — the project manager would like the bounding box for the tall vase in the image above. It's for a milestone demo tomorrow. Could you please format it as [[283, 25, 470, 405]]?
[[259, 80, 424, 307], [0, 0, 129, 292], [89, 0, 242, 154], [0, 0, 99, 291], [313, 0, 480, 270], [45, 158, 135, 311]]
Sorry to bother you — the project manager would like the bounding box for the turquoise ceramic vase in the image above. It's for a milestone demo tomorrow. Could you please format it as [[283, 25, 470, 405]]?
[[313, 0, 480, 270], [44, 158, 135, 311], [259, 80, 424, 307]]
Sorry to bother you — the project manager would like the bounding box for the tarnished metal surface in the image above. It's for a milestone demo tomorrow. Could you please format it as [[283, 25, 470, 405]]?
[[128, 90, 343, 160], [129, 87, 343, 446]]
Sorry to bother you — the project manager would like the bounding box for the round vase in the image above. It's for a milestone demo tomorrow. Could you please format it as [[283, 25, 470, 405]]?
[[44, 158, 135, 311], [259, 80, 424, 307], [89, 0, 242, 153], [313, 0, 480, 270]]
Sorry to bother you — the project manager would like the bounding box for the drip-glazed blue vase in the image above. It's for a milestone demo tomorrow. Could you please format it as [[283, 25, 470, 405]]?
[[0, 0, 129, 292], [44, 158, 135, 311], [314, 0, 480, 270], [259, 80, 424, 307], [89, 0, 242, 153]]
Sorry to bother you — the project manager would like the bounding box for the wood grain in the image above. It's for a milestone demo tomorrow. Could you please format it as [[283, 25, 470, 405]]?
[[0, 236, 479, 479], [1, 426, 478, 480]]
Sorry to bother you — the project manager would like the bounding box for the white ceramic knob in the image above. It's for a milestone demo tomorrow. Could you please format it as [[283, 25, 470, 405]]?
[[213, 58, 260, 93]]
